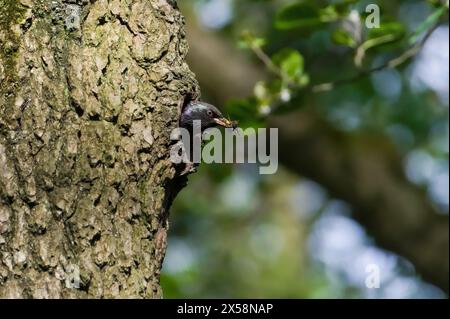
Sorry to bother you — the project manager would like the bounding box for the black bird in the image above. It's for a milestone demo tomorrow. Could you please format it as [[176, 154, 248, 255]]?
[[177, 100, 236, 175], [180, 100, 235, 132]]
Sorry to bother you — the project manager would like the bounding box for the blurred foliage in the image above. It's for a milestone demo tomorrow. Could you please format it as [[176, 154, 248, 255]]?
[[230, 0, 447, 126], [162, 0, 449, 298]]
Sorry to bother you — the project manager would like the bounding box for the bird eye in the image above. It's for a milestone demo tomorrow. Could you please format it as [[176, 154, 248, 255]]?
[[207, 110, 213, 116]]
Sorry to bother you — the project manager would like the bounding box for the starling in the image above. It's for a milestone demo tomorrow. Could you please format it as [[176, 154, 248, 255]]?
[[180, 100, 235, 131], [177, 100, 236, 175]]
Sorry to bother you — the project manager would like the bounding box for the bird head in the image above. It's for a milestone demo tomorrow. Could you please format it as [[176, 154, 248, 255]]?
[[180, 101, 235, 131]]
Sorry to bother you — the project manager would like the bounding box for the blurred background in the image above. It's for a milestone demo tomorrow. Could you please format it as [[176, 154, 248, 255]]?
[[161, 0, 449, 298]]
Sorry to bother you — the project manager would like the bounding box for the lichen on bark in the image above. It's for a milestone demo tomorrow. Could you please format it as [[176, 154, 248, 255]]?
[[0, 0, 198, 298], [0, 0, 27, 105]]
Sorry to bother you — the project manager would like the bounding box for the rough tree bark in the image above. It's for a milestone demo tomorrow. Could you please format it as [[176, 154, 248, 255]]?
[[0, 0, 197, 298]]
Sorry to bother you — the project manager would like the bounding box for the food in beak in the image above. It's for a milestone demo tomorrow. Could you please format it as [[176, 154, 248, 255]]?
[[213, 118, 234, 128]]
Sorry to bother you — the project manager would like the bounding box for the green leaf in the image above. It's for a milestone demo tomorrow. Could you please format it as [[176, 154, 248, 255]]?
[[409, 6, 446, 45], [272, 48, 305, 84], [274, 1, 322, 30], [332, 29, 357, 47], [238, 31, 266, 49], [267, 79, 283, 95], [275, 1, 347, 30], [297, 74, 310, 87], [252, 37, 266, 48], [427, 0, 449, 9]]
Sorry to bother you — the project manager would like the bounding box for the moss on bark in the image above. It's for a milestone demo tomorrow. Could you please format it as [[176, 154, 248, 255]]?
[[0, 0, 27, 105], [0, 0, 198, 298]]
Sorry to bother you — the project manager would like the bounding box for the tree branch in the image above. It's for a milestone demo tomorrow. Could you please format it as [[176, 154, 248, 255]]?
[[312, 20, 441, 93], [244, 13, 442, 95]]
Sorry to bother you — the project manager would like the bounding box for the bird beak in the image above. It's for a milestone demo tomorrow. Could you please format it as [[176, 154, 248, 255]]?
[[213, 117, 234, 128]]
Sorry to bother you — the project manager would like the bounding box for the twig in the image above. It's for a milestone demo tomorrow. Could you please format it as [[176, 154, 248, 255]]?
[[311, 21, 441, 93], [249, 44, 299, 89], [250, 18, 442, 96]]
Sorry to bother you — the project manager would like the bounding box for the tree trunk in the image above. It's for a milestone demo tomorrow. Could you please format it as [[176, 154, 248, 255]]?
[[0, 0, 197, 298]]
